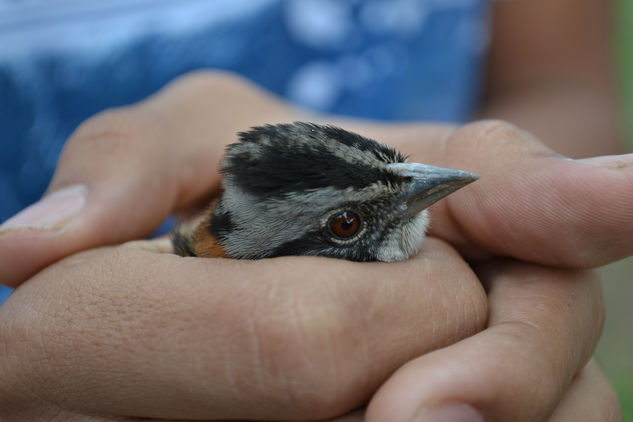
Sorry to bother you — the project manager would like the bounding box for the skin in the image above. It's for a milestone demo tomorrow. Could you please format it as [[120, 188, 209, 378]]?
[[483, 0, 622, 158], [0, 1, 627, 419], [0, 73, 629, 422]]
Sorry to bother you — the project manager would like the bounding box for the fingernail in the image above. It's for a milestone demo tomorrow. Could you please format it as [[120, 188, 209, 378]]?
[[0, 185, 87, 232], [576, 153, 633, 169], [414, 402, 484, 422]]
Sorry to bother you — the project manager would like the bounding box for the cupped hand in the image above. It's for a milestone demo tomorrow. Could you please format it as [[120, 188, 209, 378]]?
[[0, 248, 616, 422], [0, 71, 626, 420], [0, 237, 487, 421]]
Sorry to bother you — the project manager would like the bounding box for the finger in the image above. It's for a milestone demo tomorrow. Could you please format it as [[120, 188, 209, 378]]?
[[365, 260, 605, 422], [355, 120, 633, 268], [0, 238, 487, 421], [549, 359, 623, 422], [432, 122, 633, 267], [0, 71, 299, 287]]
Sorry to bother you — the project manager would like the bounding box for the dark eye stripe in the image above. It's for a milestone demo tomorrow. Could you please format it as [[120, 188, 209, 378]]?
[[268, 230, 375, 262]]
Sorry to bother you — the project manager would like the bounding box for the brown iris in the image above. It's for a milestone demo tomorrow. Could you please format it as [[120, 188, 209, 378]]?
[[329, 211, 361, 238]]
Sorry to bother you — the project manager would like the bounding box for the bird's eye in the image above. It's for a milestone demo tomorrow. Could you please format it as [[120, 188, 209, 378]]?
[[329, 211, 361, 238]]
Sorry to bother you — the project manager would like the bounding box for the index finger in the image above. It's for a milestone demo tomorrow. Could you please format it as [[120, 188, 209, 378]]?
[[352, 120, 633, 268]]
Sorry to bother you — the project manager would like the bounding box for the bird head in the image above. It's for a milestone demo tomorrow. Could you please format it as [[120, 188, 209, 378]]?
[[179, 122, 477, 262]]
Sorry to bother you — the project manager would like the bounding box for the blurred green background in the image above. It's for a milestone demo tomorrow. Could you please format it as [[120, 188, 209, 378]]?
[[596, 1, 633, 420], [597, 260, 633, 421]]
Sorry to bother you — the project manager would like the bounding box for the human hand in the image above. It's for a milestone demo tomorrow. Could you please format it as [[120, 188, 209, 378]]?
[[1, 245, 615, 422], [0, 235, 489, 421], [350, 119, 633, 269], [354, 119, 630, 421], [0, 73, 489, 421], [0, 72, 627, 420], [2, 73, 631, 285]]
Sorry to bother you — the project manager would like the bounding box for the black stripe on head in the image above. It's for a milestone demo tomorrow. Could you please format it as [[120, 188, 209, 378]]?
[[268, 230, 376, 261], [225, 122, 404, 197], [306, 123, 407, 164]]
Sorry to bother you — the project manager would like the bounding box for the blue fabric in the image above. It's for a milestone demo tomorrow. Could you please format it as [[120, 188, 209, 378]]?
[[0, 0, 489, 304], [0, 286, 12, 306]]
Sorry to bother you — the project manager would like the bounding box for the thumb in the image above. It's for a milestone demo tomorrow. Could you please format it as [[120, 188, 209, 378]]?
[[0, 72, 295, 287], [0, 108, 219, 288]]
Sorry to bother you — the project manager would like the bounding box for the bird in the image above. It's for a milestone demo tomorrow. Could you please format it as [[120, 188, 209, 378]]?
[[171, 122, 478, 262]]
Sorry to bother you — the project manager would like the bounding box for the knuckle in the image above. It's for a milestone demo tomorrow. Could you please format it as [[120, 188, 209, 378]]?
[[446, 119, 551, 167], [52, 107, 163, 188], [63, 107, 158, 161], [465, 118, 520, 134], [171, 69, 252, 91], [160, 69, 264, 109], [461, 119, 525, 145], [164, 69, 286, 116]]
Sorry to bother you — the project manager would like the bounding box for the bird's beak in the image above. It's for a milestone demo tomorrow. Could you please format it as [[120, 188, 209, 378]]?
[[387, 162, 479, 218]]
